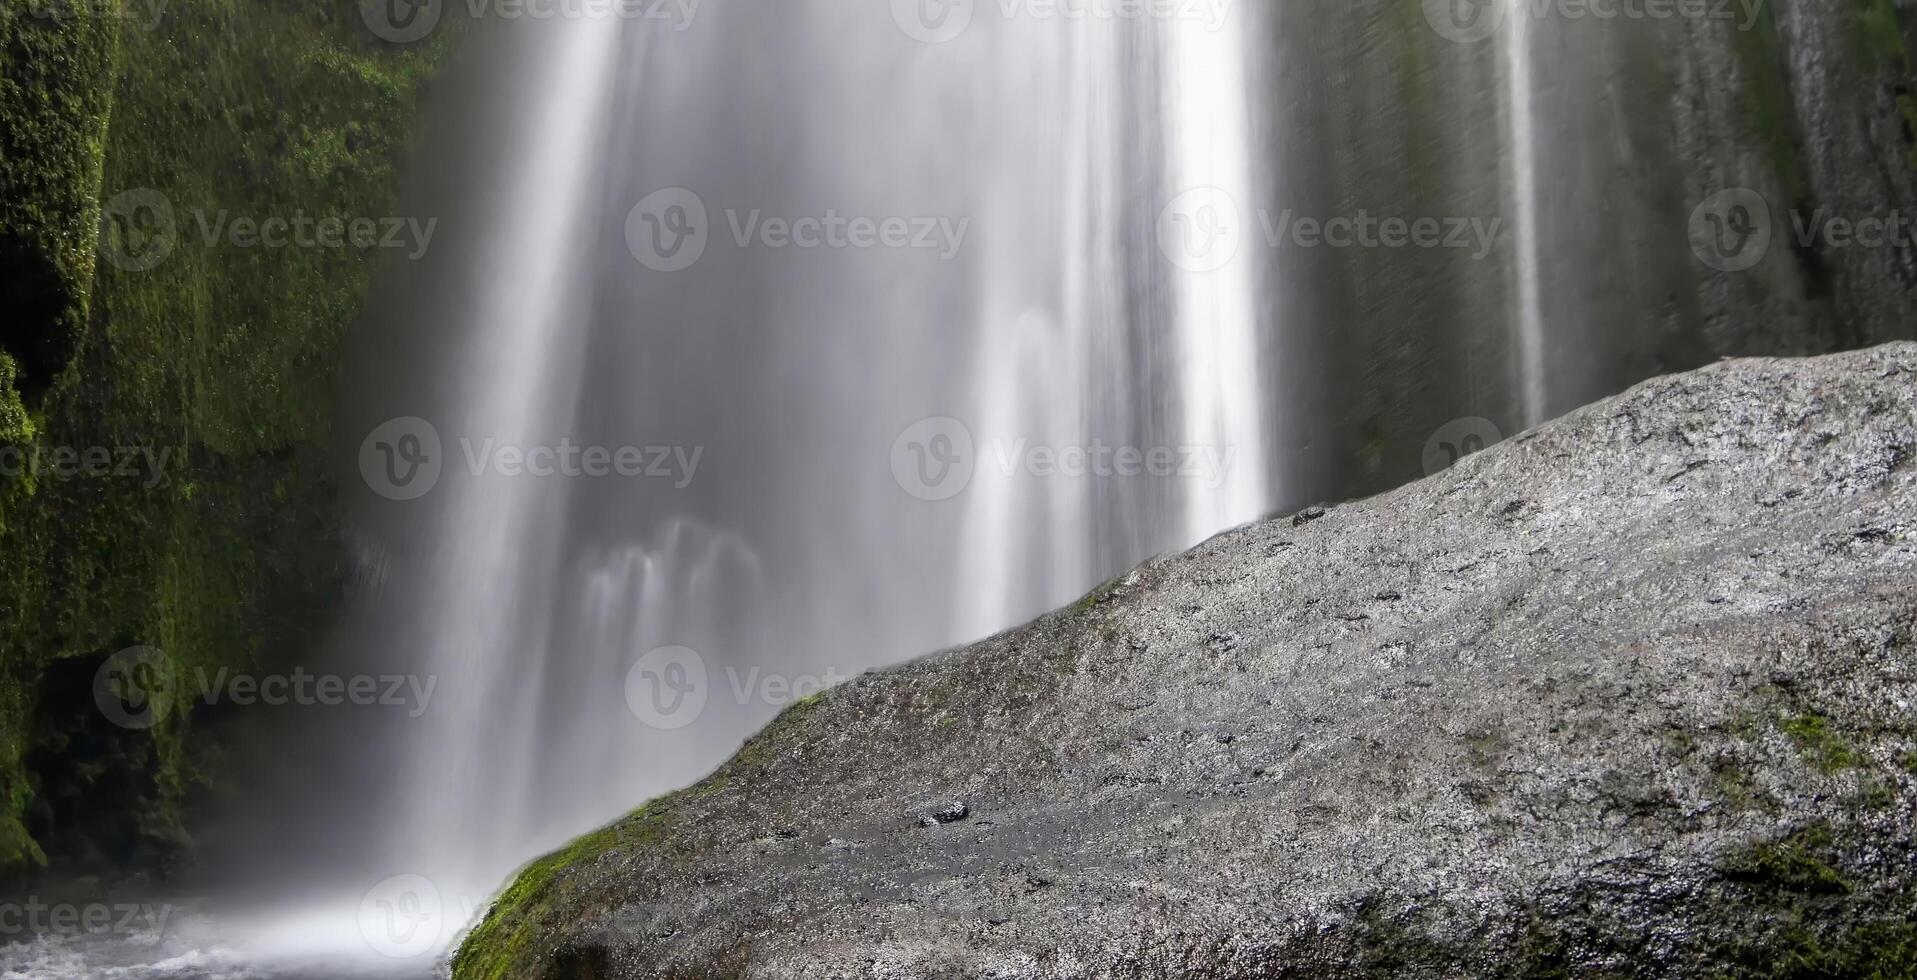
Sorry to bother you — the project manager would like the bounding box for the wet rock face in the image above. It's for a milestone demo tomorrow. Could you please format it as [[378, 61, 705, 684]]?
[[1254, 0, 1917, 509], [459, 345, 1917, 979]]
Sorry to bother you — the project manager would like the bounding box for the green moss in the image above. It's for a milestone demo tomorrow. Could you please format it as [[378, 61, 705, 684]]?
[[1070, 570, 1132, 613], [1852, 0, 1917, 174], [0, 355, 33, 445], [1665, 727, 1698, 757], [732, 695, 824, 772], [1855, 778, 1899, 811], [1728, 1, 1807, 201], [0, 0, 118, 400], [1724, 920, 1917, 979], [453, 797, 683, 980], [1720, 823, 1850, 897], [0, 1, 462, 874], [1712, 757, 1778, 813], [1851, 0, 1910, 69], [1464, 728, 1506, 770], [452, 824, 623, 980], [1783, 714, 1863, 774], [1384, 0, 1439, 201], [454, 691, 841, 977]]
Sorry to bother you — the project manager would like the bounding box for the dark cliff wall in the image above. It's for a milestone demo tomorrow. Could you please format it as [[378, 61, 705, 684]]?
[[1258, 0, 1917, 508], [0, 0, 458, 878]]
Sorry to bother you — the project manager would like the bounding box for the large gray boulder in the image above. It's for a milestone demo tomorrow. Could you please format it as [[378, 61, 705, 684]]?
[[455, 345, 1917, 979]]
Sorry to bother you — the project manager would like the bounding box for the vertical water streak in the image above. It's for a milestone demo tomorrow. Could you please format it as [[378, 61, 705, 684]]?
[[1503, 0, 1547, 426], [387, 13, 624, 904], [1164, 12, 1268, 540]]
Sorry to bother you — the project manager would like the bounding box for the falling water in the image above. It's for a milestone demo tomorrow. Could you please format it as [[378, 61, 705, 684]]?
[[1503, 0, 1546, 427], [324, 1, 1280, 968], [20, 0, 1874, 974], [385, 11, 625, 901], [1163, 10, 1268, 540]]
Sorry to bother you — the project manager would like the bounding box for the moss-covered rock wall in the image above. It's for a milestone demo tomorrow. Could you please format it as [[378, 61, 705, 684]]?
[[0, 0, 457, 878]]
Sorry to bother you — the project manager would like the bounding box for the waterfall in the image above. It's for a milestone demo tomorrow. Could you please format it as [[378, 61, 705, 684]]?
[[385, 11, 624, 899], [315, 1, 1276, 966], [13, 0, 1899, 977]]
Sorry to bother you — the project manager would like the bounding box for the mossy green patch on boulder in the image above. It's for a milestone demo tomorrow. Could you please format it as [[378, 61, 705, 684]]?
[[453, 798, 686, 980]]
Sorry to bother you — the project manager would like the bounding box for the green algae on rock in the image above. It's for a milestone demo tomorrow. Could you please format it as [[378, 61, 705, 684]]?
[[0, 0, 461, 877]]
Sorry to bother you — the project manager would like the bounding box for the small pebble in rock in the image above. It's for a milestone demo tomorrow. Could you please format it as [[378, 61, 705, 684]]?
[[921, 802, 970, 826]]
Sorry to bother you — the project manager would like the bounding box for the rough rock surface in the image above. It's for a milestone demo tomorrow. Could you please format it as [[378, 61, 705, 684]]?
[[455, 345, 1917, 979]]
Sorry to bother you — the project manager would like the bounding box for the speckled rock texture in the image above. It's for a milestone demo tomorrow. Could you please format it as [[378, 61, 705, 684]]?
[[456, 344, 1917, 979]]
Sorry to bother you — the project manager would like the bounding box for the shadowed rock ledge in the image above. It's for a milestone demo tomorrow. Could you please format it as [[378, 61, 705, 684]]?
[[455, 344, 1917, 979]]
